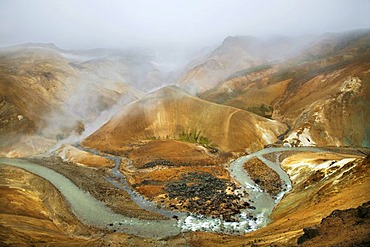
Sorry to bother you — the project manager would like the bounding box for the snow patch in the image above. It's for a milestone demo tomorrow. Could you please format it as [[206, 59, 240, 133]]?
[[286, 157, 356, 183], [256, 124, 275, 143], [340, 77, 361, 94], [284, 127, 316, 147]]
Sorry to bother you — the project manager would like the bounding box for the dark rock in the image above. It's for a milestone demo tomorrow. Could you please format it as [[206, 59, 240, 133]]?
[[297, 226, 321, 244], [357, 202, 370, 219], [163, 171, 251, 218]]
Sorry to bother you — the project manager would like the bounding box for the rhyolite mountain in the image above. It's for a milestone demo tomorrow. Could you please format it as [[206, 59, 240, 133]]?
[[199, 29, 370, 148], [0, 43, 168, 156], [178, 35, 308, 93], [82, 86, 287, 154], [1, 29, 370, 247]]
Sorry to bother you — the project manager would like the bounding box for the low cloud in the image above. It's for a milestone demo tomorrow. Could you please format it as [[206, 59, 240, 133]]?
[[1, 0, 369, 50]]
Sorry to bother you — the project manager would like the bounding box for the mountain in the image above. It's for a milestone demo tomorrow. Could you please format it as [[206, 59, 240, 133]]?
[[82, 86, 287, 154], [177, 35, 308, 93], [199, 29, 370, 148], [178, 36, 270, 93], [0, 44, 150, 156], [73, 51, 167, 92], [1, 30, 370, 246]]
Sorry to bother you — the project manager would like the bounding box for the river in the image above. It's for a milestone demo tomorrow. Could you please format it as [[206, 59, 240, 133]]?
[[0, 146, 325, 237], [0, 157, 180, 238]]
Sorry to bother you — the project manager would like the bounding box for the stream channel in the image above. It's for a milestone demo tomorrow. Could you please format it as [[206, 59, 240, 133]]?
[[0, 146, 324, 237]]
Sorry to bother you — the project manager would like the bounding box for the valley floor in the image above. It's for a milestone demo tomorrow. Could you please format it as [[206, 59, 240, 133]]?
[[1, 146, 369, 246]]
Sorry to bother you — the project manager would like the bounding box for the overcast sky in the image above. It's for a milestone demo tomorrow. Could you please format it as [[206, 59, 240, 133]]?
[[1, 0, 370, 49]]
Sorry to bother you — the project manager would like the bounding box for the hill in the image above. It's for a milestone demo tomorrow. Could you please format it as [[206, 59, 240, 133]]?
[[199, 29, 370, 147], [82, 86, 287, 153]]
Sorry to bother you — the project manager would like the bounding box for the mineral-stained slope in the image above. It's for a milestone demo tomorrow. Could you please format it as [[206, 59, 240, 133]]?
[[0, 165, 94, 246], [200, 29, 370, 147], [178, 36, 272, 93], [1, 30, 369, 246], [0, 164, 188, 246], [178, 35, 307, 94], [0, 45, 73, 140], [277, 62, 370, 147], [199, 65, 288, 118], [83, 86, 287, 153]]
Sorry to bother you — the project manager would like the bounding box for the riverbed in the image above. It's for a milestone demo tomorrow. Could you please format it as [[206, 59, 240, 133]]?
[[0, 146, 325, 237]]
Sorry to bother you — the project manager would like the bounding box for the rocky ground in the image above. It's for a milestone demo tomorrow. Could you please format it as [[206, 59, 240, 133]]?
[[126, 162, 252, 221], [2, 149, 369, 246], [1, 150, 368, 246], [243, 157, 284, 197], [298, 201, 370, 246], [109, 139, 257, 220], [177, 152, 370, 246], [163, 171, 252, 221]]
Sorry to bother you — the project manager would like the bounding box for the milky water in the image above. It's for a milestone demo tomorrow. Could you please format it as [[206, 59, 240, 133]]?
[[0, 157, 180, 238], [0, 146, 324, 236], [73, 144, 186, 218], [218, 147, 324, 232]]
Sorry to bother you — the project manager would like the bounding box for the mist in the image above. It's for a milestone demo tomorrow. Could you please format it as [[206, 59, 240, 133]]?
[[1, 0, 370, 50], [1, 0, 370, 156]]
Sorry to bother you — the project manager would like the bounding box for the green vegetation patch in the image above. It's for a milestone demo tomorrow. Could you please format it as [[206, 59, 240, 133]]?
[[245, 104, 273, 119], [178, 130, 215, 148]]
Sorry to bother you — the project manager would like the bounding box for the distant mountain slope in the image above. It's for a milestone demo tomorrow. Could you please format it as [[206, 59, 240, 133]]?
[[177, 36, 272, 93], [177, 35, 306, 93], [199, 29, 370, 147], [82, 86, 287, 153], [199, 65, 286, 118], [0, 44, 143, 155], [298, 28, 370, 60], [276, 58, 370, 147]]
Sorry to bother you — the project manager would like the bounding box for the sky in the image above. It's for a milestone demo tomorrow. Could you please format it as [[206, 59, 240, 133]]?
[[1, 0, 370, 49]]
